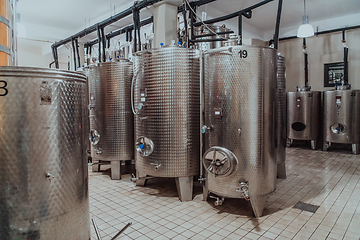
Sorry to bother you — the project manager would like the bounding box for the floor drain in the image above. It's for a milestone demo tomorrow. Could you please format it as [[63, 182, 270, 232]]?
[[293, 201, 320, 213]]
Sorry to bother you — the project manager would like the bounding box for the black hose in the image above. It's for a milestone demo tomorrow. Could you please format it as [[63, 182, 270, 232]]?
[[71, 38, 77, 70]]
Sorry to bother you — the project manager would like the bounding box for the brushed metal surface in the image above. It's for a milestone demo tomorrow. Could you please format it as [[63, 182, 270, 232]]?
[[323, 89, 360, 144], [202, 46, 277, 199], [88, 60, 134, 162], [0, 66, 90, 240], [287, 90, 321, 141], [276, 55, 286, 164], [195, 24, 231, 51], [133, 47, 200, 177]]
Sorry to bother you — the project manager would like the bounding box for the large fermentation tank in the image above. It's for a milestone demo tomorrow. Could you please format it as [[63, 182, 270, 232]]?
[[88, 60, 134, 180], [133, 47, 200, 201], [0, 0, 16, 66], [276, 55, 286, 179], [287, 86, 321, 149], [0, 67, 90, 240], [323, 84, 360, 154], [202, 46, 277, 217]]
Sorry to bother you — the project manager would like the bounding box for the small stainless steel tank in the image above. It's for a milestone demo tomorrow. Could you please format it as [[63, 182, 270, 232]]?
[[287, 86, 321, 149], [0, 66, 90, 240], [88, 60, 134, 179], [323, 84, 360, 154], [133, 47, 200, 201], [276, 55, 286, 179], [202, 46, 277, 217]]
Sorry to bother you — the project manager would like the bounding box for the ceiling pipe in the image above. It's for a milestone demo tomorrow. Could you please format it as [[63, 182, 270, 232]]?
[[273, 0, 283, 50]]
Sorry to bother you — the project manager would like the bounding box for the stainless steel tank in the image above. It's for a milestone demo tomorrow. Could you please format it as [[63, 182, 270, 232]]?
[[81, 67, 91, 161], [276, 55, 286, 179], [88, 60, 134, 180], [0, 66, 90, 240], [323, 84, 360, 154], [0, 0, 17, 66], [133, 47, 200, 201], [202, 46, 277, 217], [287, 86, 321, 149]]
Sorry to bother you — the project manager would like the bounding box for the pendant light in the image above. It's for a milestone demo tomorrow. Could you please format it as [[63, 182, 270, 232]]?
[[297, 0, 314, 38]]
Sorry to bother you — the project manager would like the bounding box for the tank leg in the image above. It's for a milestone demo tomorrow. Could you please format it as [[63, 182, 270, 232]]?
[[125, 160, 132, 166], [110, 161, 121, 180], [203, 186, 209, 201], [352, 144, 359, 155], [277, 162, 286, 179], [135, 171, 147, 187], [323, 141, 329, 151], [175, 176, 193, 202], [311, 140, 317, 150], [92, 160, 100, 172], [250, 194, 268, 218], [286, 138, 291, 148]]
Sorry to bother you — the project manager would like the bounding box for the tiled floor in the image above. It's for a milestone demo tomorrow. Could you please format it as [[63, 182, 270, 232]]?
[[89, 147, 360, 240]]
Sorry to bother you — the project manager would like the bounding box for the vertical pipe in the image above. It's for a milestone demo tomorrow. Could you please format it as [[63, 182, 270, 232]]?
[[273, 0, 283, 50], [132, 6, 137, 52], [126, 30, 129, 42], [101, 27, 106, 62], [75, 38, 81, 68], [342, 29, 348, 84], [238, 13, 242, 45], [182, 5, 189, 47], [190, 9, 195, 43], [303, 38, 308, 87], [137, 10, 141, 51], [52, 46, 59, 69], [97, 25, 102, 62], [71, 38, 77, 70]]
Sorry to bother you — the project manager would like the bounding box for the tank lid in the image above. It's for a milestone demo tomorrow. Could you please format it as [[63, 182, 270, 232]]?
[[296, 86, 311, 92]]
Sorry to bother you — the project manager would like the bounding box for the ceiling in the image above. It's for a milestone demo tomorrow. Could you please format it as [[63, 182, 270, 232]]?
[[17, 0, 360, 45]]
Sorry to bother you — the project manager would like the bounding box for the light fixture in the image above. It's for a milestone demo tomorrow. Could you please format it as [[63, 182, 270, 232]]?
[[297, 0, 314, 38]]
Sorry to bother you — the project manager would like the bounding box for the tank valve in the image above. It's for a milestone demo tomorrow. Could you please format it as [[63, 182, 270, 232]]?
[[210, 196, 225, 206], [237, 182, 250, 201], [198, 176, 206, 183], [151, 163, 161, 170], [201, 125, 211, 134], [45, 172, 55, 182], [130, 173, 138, 182]]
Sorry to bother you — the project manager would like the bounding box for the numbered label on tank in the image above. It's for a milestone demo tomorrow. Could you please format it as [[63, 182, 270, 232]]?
[[238, 50, 248, 58], [40, 81, 52, 105], [0, 80, 8, 96]]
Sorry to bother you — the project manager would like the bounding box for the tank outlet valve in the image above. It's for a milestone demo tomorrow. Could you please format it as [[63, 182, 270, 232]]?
[[130, 173, 138, 182], [201, 125, 211, 134], [151, 163, 161, 170], [237, 182, 250, 201], [210, 196, 225, 206], [198, 176, 206, 183], [45, 172, 55, 182]]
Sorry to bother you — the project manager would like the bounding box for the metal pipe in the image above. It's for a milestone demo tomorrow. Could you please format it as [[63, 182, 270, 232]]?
[[71, 38, 77, 70], [97, 25, 101, 62], [238, 14, 242, 45], [51, 46, 59, 69], [273, 0, 283, 50], [190, 38, 227, 43], [110, 223, 132, 240], [101, 27, 106, 62], [193, 30, 234, 39], [303, 38, 308, 87], [182, 4, 188, 47], [280, 25, 360, 41], [132, 5, 137, 52], [193, 0, 273, 27], [75, 38, 81, 68], [92, 218, 102, 240]]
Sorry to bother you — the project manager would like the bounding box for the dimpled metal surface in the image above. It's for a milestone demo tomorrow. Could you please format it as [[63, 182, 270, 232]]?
[[323, 89, 360, 144], [134, 47, 200, 177], [203, 46, 277, 198], [276, 55, 286, 164], [0, 66, 90, 240], [287, 90, 321, 141], [88, 60, 134, 161]]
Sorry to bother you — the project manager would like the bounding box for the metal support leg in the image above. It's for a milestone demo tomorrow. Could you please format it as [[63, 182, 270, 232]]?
[[203, 186, 209, 201], [323, 141, 329, 151], [250, 194, 268, 218], [311, 140, 317, 150], [277, 162, 286, 179], [175, 176, 193, 202], [286, 138, 291, 148], [352, 144, 359, 155], [92, 160, 100, 172], [111, 161, 121, 180], [135, 171, 147, 187]]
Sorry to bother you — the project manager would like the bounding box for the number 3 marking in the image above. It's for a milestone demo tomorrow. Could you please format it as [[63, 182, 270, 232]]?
[[0, 80, 8, 96]]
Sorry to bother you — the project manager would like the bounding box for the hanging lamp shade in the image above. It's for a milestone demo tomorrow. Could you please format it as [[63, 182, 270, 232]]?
[[297, 0, 314, 38]]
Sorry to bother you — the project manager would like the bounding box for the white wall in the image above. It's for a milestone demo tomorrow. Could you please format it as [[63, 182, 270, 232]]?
[[278, 28, 360, 92]]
